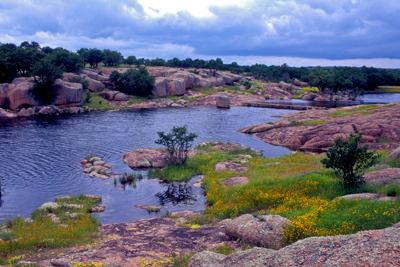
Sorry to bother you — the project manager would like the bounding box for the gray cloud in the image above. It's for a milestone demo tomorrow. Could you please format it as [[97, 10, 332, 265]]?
[[0, 0, 399, 65]]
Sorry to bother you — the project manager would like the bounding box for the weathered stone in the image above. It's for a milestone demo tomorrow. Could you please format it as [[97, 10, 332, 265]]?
[[113, 93, 128, 101], [386, 146, 400, 162], [134, 205, 161, 212], [90, 205, 106, 212], [68, 107, 84, 114], [249, 103, 400, 151], [223, 177, 249, 187], [216, 95, 230, 108], [49, 259, 74, 267], [122, 152, 152, 168], [215, 162, 248, 172], [193, 75, 211, 88], [52, 79, 83, 108], [0, 107, 17, 118], [39, 105, 63, 115], [98, 91, 119, 100], [18, 107, 35, 117], [93, 160, 105, 166], [7, 77, 38, 110], [363, 168, 400, 186], [335, 193, 397, 201], [85, 77, 105, 92], [225, 214, 289, 249], [294, 78, 309, 87], [153, 78, 167, 97], [39, 202, 59, 210], [278, 81, 292, 90], [171, 72, 195, 89], [166, 78, 186, 95]]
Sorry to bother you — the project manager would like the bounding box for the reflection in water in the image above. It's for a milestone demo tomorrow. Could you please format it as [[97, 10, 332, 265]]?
[[155, 182, 198, 206]]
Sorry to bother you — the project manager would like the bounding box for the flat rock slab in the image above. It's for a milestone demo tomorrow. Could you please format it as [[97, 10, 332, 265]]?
[[36, 217, 241, 267], [386, 146, 400, 162], [363, 168, 400, 186], [223, 177, 249, 187], [215, 162, 248, 172], [189, 222, 400, 267], [225, 214, 289, 249], [336, 193, 397, 201], [122, 149, 207, 169]]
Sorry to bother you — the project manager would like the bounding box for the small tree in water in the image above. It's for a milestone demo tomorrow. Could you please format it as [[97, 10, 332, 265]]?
[[321, 133, 379, 190], [155, 125, 198, 166]]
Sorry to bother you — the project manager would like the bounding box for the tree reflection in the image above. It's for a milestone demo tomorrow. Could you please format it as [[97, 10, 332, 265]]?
[[155, 182, 197, 206]]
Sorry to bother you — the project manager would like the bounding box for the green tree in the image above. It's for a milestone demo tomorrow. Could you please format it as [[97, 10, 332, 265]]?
[[155, 125, 198, 166], [49, 48, 84, 73], [31, 58, 63, 105], [321, 133, 379, 190], [110, 66, 155, 96], [86, 48, 104, 68], [103, 49, 122, 67]]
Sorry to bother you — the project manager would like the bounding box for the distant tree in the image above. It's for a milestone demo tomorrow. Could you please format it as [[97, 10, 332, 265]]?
[[125, 55, 137, 65], [110, 66, 155, 96], [103, 49, 122, 67], [49, 48, 84, 73], [86, 48, 104, 68], [41, 46, 54, 54], [31, 58, 63, 105]]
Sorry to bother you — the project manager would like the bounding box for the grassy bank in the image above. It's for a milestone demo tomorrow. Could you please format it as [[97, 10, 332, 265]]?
[[154, 146, 400, 247], [0, 194, 100, 262]]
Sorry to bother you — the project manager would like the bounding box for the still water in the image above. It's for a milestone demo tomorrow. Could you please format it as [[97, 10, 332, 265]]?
[[0, 107, 297, 224], [264, 93, 400, 108]]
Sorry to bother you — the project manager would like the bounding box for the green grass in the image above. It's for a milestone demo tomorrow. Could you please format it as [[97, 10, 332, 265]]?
[[148, 144, 259, 181], [82, 93, 111, 110], [190, 86, 216, 95], [329, 104, 380, 117], [0, 194, 100, 258], [377, 137, 398, 144], [377, 86, 400, 93], [127, 96, 147, 105]]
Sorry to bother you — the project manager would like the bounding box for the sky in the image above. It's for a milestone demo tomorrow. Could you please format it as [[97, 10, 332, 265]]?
[[0, 0, 400, 68]]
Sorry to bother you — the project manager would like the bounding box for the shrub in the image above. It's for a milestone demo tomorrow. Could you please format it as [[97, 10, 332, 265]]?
[[109, 66, 155, 96], [155, 125, 198, 166], [321, 133, 379, 190]]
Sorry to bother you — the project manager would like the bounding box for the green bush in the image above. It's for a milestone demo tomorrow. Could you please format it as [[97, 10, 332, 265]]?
[[321, 133, 379, 190], [155, 125, 198, 166], [109, 66, 155, 96]]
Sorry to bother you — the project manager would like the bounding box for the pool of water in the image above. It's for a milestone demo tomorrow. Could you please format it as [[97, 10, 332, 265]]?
[[263, 93, 400, 108], [0, 107, 297, 224]]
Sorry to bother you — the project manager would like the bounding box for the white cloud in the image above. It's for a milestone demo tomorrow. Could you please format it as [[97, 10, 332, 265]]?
[[137, 0, 251, 18]]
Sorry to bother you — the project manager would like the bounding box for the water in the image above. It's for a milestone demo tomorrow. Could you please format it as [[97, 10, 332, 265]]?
[[264, 93, 400, 108], [0, 107, 296, 224]]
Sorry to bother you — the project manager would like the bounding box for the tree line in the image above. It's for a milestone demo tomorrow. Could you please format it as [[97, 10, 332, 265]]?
[[1, 41, 400, 94]]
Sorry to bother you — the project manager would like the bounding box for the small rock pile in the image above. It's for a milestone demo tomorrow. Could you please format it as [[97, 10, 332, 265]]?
[[81, 156, 112, 179]]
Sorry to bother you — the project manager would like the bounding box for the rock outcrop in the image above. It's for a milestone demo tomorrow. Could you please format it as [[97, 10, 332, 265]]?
[[0, 107, 17, 118], [222, 176, 249, 187], [363, 168, 400, 186], [189, 221, 400, 267], [216, 94, 230, 108], [225, 214, 289, 249], [240, 103, 400, 151], [122, 148, 206, 169], [0, 77, 83, 111], [386, 146, 400, 162]]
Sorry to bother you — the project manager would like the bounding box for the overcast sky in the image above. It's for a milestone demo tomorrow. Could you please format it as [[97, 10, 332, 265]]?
[[1, 0, 399, 68]]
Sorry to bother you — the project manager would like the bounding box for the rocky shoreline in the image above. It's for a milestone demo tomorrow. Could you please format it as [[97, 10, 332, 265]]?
[[1, 66, 367, 119], [239, 102, 400, 152]]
